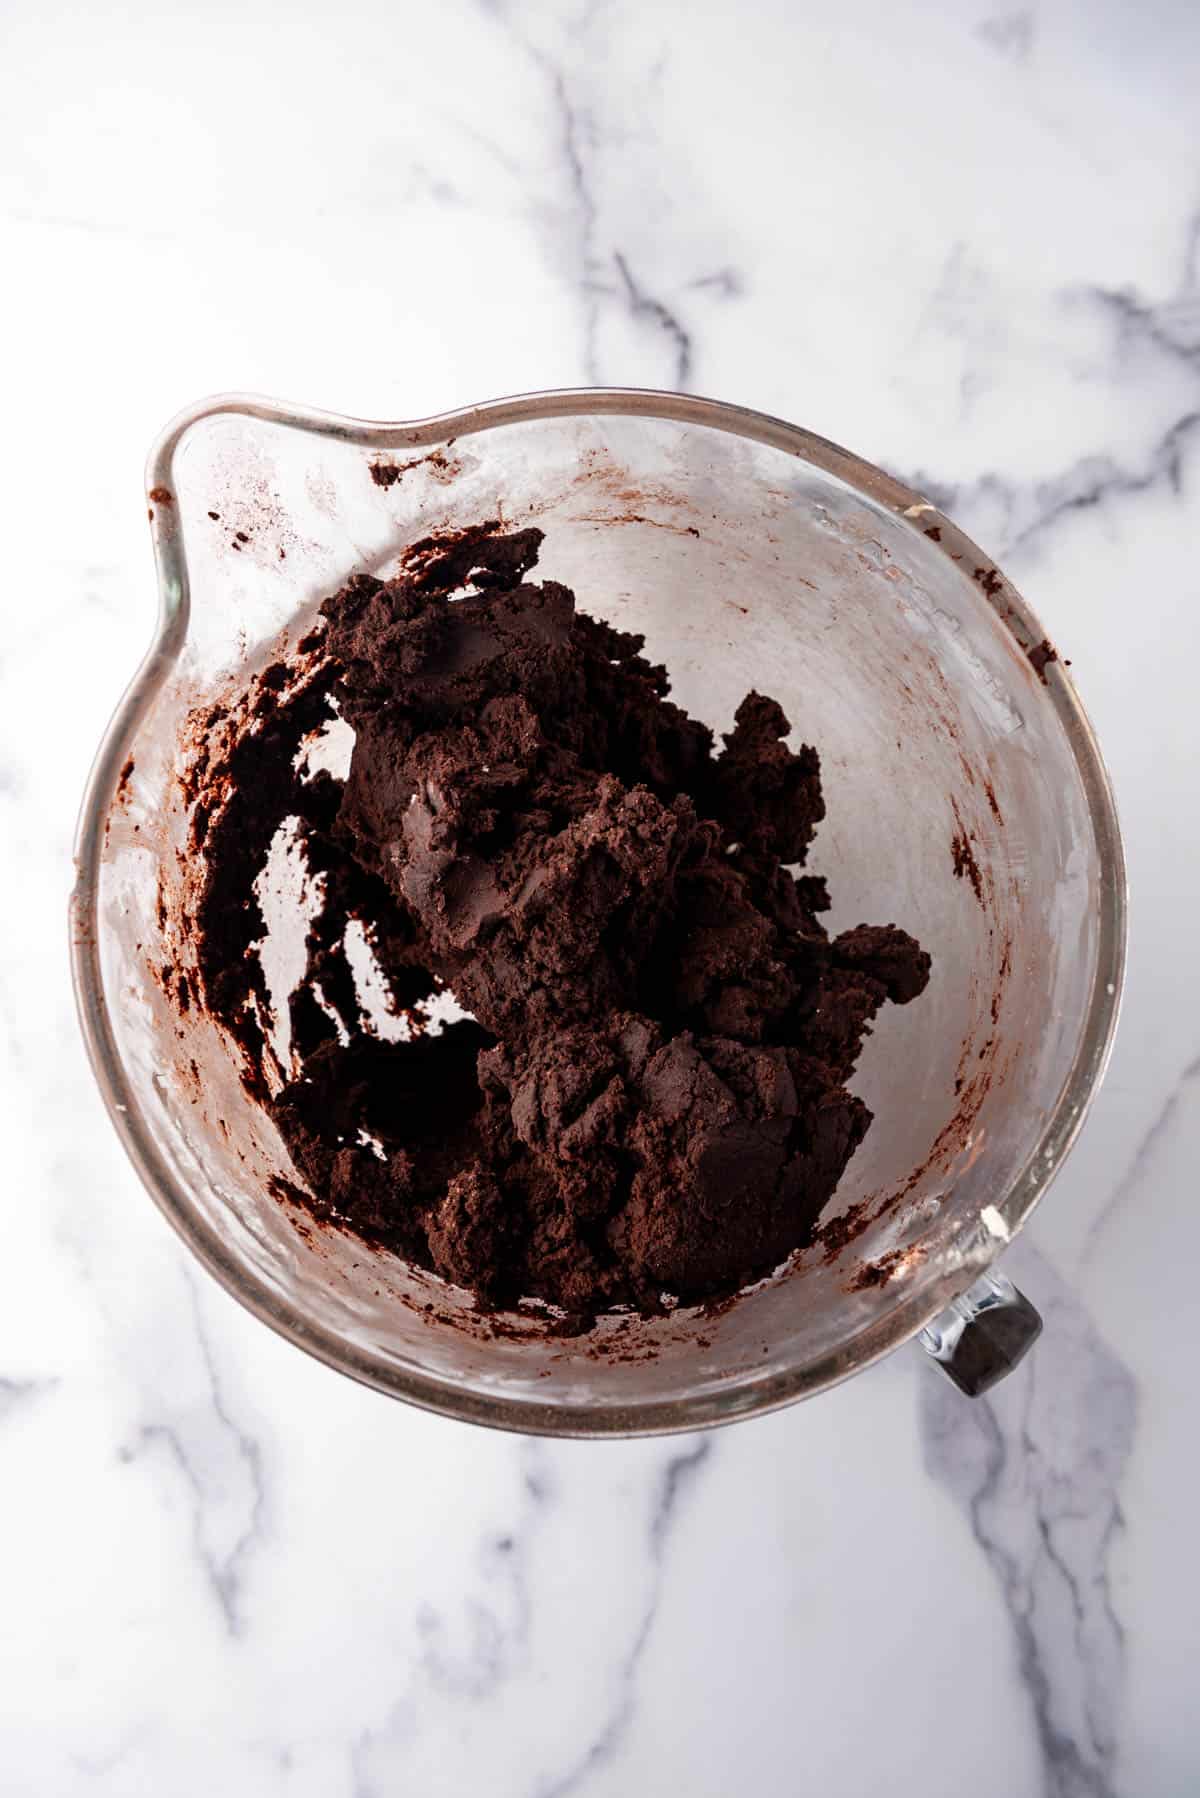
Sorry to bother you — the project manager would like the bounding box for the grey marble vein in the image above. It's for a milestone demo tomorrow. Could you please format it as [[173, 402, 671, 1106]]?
[[892, 260, 1200, 563], [1086, 283, 1200, 365], [416, 1441, 551, 1702], [0, 1374, 57, 1422], [891, 403, 1200, 566], [495, 4, 703, 389], [69, 1724, 149, 1779], [1006, 410, 1200, 557], [535, 1437, 712, 1798], [347, 1441, 555, 1795], [119, 1276, 266, 1637], [1182, 204, 1200, 292], [921, 1243, 1136, 1798], [613, 250, 693, 389], [351, 1434, 714, 1798], [349, 1731, 376, 1798], [543, 58, 604, 382], [976, 10, 1035, 64], [1083, 1048, 1200, 1264], [0, 205, 176, 243], [688, 267, 744, 298], [185, 1275, 267, 1631]]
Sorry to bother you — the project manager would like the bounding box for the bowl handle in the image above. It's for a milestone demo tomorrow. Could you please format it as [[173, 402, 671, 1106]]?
[[918, 1269, 1042, 1396]]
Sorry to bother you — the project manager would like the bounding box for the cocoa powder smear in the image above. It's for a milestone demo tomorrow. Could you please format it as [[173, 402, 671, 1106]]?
[[195, 523, 930, 1325]]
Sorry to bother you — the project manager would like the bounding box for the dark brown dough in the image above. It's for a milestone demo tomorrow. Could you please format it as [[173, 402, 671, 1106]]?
[[195, 523, 930, 1322]]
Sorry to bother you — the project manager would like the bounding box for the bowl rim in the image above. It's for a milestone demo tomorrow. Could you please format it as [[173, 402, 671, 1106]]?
[[69, 385, 1128, 1436]]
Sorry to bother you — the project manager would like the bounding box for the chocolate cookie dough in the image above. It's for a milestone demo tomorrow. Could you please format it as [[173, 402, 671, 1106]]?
[[195, 523, 930, 1321]]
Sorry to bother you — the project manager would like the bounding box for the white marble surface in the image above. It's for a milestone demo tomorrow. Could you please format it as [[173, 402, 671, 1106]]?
[[2, 1, 1198, 1792]]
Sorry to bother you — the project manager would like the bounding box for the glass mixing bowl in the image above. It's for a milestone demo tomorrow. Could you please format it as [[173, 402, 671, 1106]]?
[[70, 389, 1125, 1434]]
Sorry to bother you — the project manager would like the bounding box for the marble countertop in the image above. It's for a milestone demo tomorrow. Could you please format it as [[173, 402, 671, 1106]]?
[[3, 1, 1198, 1792]]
